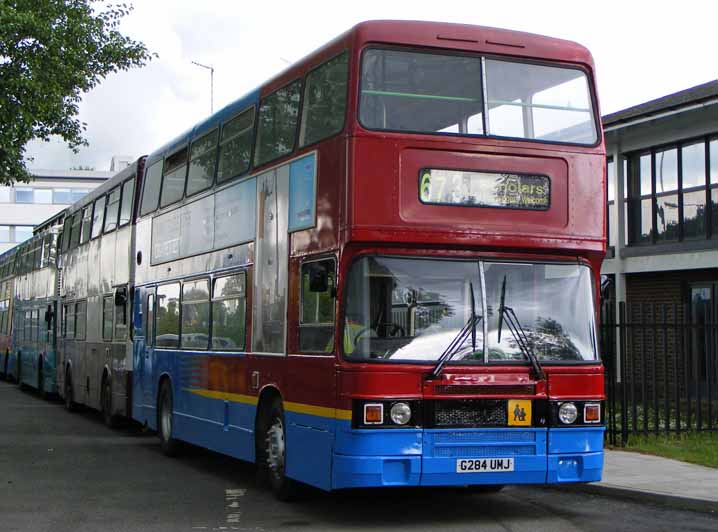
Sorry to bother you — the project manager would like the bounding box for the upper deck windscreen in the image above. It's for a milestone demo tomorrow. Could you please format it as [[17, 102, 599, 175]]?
[[359, 48, 597, 145]]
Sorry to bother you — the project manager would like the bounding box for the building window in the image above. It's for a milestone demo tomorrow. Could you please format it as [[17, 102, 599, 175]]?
[[14, 226, 33, 243], [0, 187, 11, 203], [54, 189, 72, 204], [35, 189, 53, 204], [626, 137, 714, 245], [15, 187, 33, 203], [0, 225, 9, 243]]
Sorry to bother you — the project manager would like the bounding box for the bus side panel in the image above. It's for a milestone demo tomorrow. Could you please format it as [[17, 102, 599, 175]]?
[[284, 355, 337, 491]]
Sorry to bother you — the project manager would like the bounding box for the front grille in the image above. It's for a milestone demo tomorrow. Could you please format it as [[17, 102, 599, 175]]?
[[433, 445, 535, 458], [431, 399, 507, 428], [435, 384, 535, 395]]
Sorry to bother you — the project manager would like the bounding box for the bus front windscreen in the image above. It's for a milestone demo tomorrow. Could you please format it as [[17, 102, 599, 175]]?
[[343, 257, 597, 364], [359, 48, 597, 145]]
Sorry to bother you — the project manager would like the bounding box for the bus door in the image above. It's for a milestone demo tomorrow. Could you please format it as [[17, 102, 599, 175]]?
[[136, 287, 156, 424]]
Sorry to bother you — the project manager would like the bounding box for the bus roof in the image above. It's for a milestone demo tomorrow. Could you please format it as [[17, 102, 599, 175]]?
[[143, 20, 596, 170]]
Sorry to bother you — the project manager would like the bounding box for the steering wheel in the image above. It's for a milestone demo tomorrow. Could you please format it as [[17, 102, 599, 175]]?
[[353, 323, 406, 346]]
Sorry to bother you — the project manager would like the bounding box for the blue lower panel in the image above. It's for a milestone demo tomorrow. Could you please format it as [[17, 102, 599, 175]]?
[[547, 452, 603, 483], [286, 412, 334, 491], [333, 454, 421, 488]]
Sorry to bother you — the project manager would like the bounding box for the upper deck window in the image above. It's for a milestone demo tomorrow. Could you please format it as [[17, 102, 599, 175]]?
[[187, 129, 218, 196], [140, 160, 163, 216], [299, 52, 349, 147], [218, 108, 254, 184], [254, 80, 302, 167], [160, 148, 188, 208], [119, 178, 135, 227], [359, 48, 597, 146], [484, 59, 596, 144], [104, 187, 121, 233]]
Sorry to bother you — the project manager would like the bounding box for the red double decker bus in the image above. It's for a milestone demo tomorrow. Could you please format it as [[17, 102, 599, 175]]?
[[131, 20, 605, 499]]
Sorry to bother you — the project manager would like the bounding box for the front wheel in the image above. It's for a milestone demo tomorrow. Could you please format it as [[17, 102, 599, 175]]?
[[258, 398, 299, 501], [158, 381, 179, 456]]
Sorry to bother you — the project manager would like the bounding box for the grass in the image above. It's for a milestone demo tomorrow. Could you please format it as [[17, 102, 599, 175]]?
[[619, 432, 718, 469]]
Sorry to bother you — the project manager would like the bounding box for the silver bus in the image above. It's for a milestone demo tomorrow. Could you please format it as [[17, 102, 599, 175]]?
[[57, 158, 145, 425]]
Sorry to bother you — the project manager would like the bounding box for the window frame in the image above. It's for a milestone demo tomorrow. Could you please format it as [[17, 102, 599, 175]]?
[[103, 186, 121, 234], [139, 159, 164, 217], [356, 46, 601, 149], [185, 129, 219, 198], [299, 257, 337, 354], [253, 79, 304, 168], [298, 50, 350, 149], [159, 146, 189, 209], [211, 271, 247, 351], [217, 106, 256, 185], [156, 282, 181, 349], [119, 177, 136, 227], [180, 276, 211, 350]]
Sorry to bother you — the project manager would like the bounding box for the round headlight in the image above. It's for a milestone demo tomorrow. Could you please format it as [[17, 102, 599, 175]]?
[[390, 402, 412, 425], [558, 402, 578, 424]]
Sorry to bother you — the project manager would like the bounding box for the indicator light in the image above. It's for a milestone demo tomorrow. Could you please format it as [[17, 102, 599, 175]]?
[[363, 403, 383, 424], [584, 403, 601, 423]]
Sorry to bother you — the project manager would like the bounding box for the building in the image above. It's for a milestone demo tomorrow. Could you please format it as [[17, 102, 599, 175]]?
[[602, 80, 718, 314], [601, 80, 718, 404], [0, 168, 113, 253]]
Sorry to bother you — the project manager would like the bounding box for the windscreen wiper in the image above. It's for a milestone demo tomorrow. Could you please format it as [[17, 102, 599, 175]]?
[[497, 275, 546, 381], [429, 282, 482, 379]]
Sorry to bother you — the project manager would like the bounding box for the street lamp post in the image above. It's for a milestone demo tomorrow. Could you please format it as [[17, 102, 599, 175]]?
[[191, 60, 214, 114]]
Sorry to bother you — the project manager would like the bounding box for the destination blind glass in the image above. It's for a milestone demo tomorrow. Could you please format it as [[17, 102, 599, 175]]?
[[419, 169, 550, 210]]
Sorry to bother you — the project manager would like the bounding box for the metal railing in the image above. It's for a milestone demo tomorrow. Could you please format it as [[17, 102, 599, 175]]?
[[602, 300, 718, 445]]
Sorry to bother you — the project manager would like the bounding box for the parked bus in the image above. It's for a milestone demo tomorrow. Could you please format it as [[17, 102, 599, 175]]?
[[56, 158, 145, 425], [0, 248, 17, 379], [11, 229, 60, 395], [130, 20, 606, 498]]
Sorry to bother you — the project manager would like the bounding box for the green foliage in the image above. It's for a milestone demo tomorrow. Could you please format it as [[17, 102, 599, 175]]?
[[0, 1, 155, 185], [623, 432, 718, 469]]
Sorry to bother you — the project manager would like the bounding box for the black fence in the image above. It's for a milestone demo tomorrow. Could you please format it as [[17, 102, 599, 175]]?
[[601, 300, 718, 446]]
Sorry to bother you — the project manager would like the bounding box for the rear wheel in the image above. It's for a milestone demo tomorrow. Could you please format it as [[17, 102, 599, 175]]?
[[258, 398, 298, 501], [158, 381, 179, 456], [102, 376, 118, 428], [64, 369, 77, 412]]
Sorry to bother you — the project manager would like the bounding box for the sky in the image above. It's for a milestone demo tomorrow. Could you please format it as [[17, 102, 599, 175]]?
[[24, 0, 718, 172]]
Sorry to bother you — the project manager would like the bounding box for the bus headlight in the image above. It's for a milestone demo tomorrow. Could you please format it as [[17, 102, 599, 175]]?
[[390, 402, 412, 425], [558, 402, 578, 424]]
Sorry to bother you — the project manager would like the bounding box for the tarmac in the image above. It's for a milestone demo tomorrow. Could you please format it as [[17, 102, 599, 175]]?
[[559, 449, 718, 514]]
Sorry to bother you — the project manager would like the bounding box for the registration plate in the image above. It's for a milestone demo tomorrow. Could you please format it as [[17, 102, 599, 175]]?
[[456, 458, 514, 473]]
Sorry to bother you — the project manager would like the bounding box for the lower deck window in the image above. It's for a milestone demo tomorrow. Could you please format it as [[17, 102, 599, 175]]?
[[212, 273, 246, 350], [182, 279, 210, 349], [300, 259, 336, 352], [156, 283, 180, 348]]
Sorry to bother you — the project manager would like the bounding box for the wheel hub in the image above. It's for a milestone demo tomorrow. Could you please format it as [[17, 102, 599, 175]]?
[[265, 418, 285, 474]]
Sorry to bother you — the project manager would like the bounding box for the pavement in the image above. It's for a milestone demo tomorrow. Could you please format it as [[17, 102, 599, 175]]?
[[559, 449, 718, 514]]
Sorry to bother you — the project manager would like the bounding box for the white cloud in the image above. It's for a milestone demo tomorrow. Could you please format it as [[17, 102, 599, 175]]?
[[24, 0, 717, 171]]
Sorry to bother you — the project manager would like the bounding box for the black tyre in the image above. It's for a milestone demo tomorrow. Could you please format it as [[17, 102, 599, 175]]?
[[257, 397, 299, 501], [64, 369, 77, 412], [38, 360, 47, 400], [158, 381, 179, 456], [102, 376, 118, 428]]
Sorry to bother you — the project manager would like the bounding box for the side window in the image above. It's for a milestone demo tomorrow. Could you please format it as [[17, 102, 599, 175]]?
[[114, 291, 128, 340], [75, 301, 87, 340], [160, 148, 188, 208], [212, 273, 246, 350], [32, 309, 39, 343], [300, 259, 336, 352], [217, 108, 255, 184], [140, 160, 163, 216], [254, 80, 302, 167], [61, 303, 68, 338], [102, 295, 113, 340], [80, 205, 93, 244], [61, 216, 72, 251], [181, 279, 210, 349], [187, 130, 218, 196], [156, 283, 180, 348], [104, 187, 121, 233], [119, 178, 135, 226], [70, 212, 82, 249], [91, 196, 106, 239], [146, 293, 155, 346], [299, 52, 349, 147], [66, 303, 76, 340]]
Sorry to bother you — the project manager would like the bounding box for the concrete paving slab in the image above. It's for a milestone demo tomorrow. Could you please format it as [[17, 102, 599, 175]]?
[[558, 449, 718, 514]]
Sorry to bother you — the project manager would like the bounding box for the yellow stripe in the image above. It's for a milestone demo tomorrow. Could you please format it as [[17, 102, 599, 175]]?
[[185, 388, 258, 406], [185, 388, 352, 420]]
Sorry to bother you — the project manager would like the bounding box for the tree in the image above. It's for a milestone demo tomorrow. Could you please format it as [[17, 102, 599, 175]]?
[[0, 1, 155, 185]]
